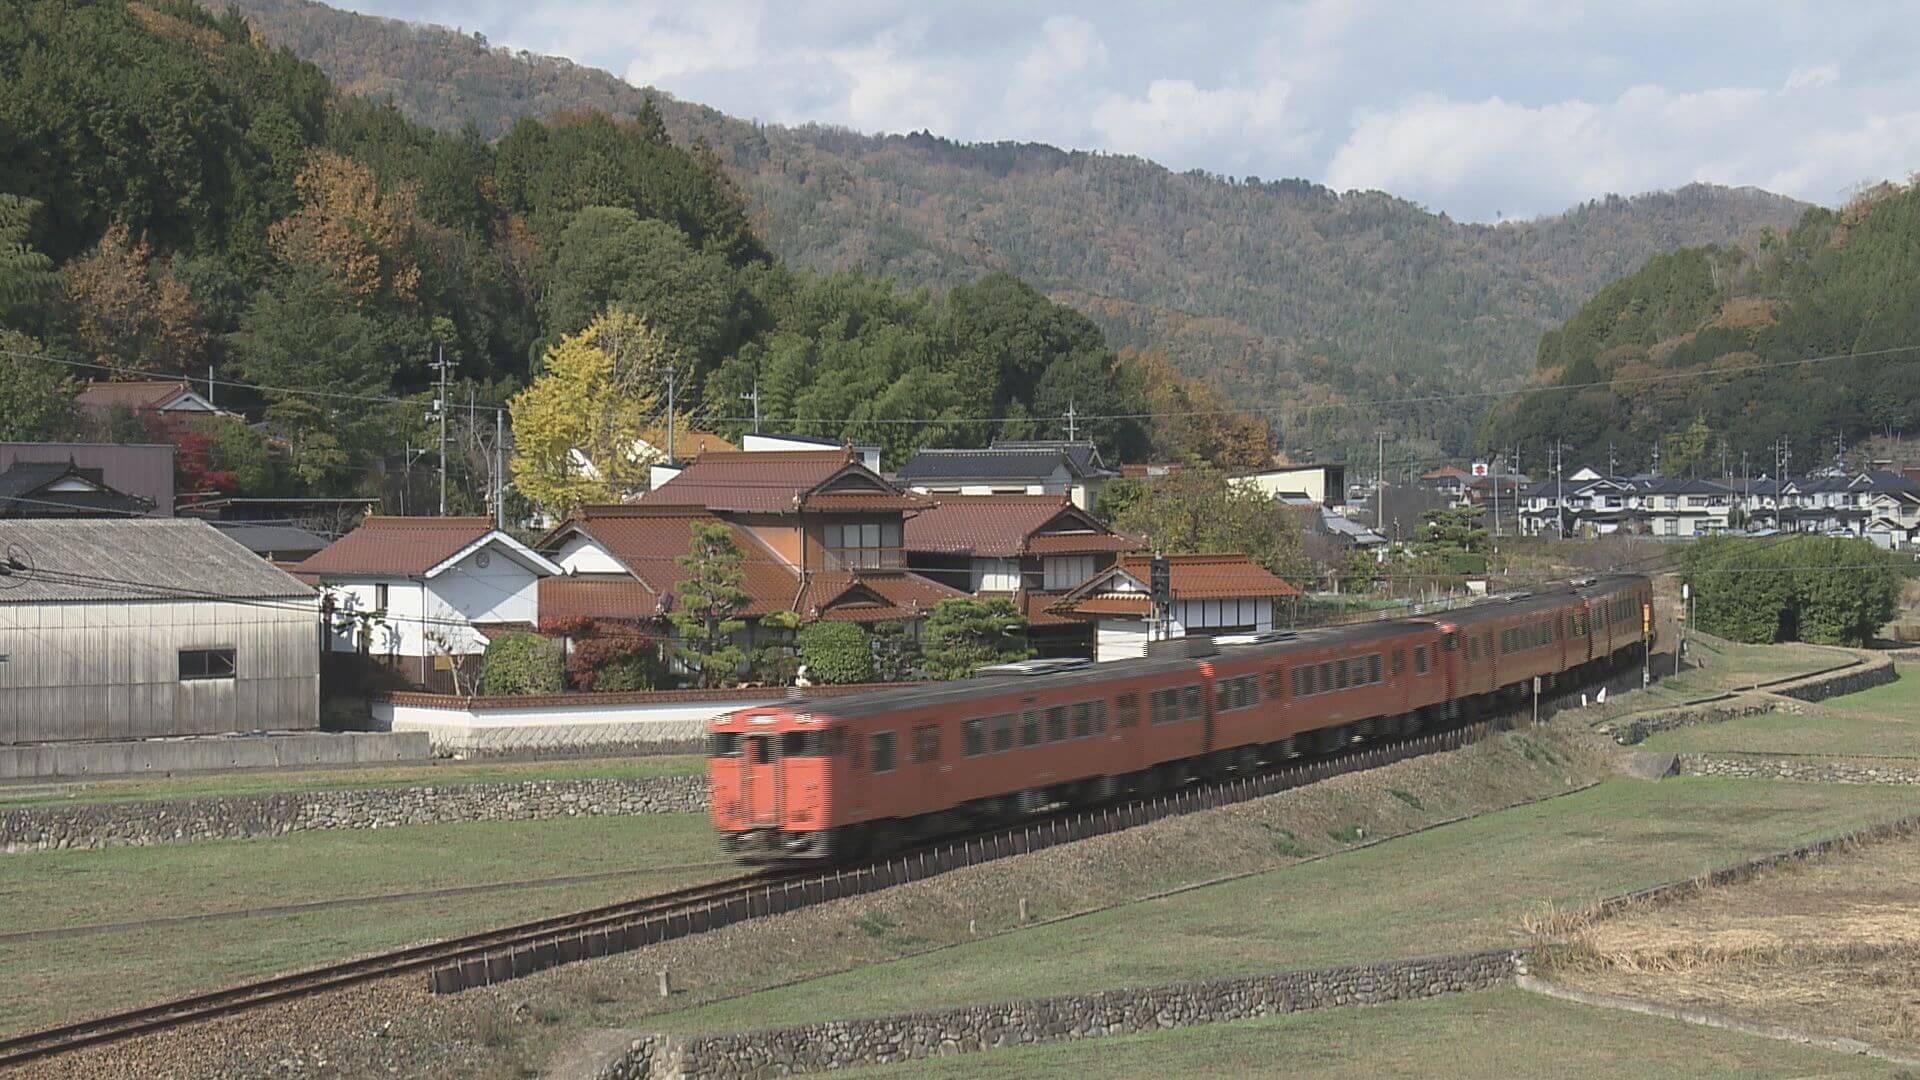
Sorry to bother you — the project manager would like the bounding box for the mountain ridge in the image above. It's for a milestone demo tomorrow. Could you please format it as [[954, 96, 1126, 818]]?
[[225, 0, 1812, 458]]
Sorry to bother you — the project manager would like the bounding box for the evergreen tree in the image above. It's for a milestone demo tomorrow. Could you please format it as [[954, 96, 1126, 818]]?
[[669, 522, 750, 688], [920, 598, 1033, 680]]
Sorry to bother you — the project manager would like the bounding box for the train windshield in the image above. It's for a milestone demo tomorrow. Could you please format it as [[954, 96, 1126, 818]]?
[[779, 729, 845, 757]]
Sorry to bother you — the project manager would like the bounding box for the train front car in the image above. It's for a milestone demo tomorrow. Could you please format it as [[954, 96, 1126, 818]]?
[[708, 704, 844, 862]]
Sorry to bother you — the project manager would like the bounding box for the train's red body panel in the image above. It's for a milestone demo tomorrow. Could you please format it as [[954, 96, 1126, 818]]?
[[709, 574, 1653, 861]]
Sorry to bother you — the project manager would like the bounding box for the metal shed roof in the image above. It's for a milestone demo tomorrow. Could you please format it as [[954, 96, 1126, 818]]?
[[0, 518, 315, 603]]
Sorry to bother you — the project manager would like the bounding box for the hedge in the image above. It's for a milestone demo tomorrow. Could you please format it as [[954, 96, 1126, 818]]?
[[480, 632, 565, 696], [797, 621, 874, 684]]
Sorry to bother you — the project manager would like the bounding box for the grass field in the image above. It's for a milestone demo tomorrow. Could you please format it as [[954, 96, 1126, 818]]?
[[1555, 829, 1920, 1052], [0, 813, 727, 1034], [658, 778, 1916, 1034], [0, 754, 703, 809], [1581, 638, 1847, 726], [1644, 667, 1920, 758], [831, 988, 1896, 1079]]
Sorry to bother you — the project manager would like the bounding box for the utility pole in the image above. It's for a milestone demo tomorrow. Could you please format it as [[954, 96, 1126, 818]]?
[[665, 364, 678, 464], [739, 380, 762, 433], [494, 409, 506, 529], [1651, 439, 1661, 477], [431, 343, 450, 517], [1607, 442, 1617, 478], [1552, 440, 1565, 538], [1376, 432, 1385, 537], [1066, 399, 1078, 442]]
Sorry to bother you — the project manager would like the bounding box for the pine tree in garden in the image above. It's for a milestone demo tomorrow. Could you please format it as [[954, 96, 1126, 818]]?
[[669, 522, 750, 688]]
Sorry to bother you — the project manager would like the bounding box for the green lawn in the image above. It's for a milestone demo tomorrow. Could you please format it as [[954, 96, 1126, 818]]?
[[832, 988, 1893, 1079], [0, 754, 703, 809], [1643, 666, 1920, 757], [1584, 638, 1845, 723], [0, 813, 728, 1033], [658, 778, 1915, 1034]]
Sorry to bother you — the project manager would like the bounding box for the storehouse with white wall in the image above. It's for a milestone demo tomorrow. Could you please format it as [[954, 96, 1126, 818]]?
[[296, 517, 562, 689], [0, 518, 321, 742]]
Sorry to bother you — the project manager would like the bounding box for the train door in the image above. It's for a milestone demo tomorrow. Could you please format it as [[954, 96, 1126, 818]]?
[[908, 721, 948, 811], [740, 733, 783, 828]]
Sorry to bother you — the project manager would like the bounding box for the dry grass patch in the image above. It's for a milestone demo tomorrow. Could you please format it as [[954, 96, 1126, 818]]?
[[1545, 830, 1920, 1051]]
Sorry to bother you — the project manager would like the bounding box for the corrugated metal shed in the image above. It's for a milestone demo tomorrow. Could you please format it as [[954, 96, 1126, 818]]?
[[0, 519, 313, 604]]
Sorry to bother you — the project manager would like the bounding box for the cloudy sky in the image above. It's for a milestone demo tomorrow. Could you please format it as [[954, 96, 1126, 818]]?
[[341, 1, 1920, 222]]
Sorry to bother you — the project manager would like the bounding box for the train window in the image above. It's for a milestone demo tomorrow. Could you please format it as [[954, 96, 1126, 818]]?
[[1468, 637, 1480, 662], [1182, 685, 1205, 720], [871, 731, 898, 773], [1444, 632, 1458, 652], [1367, 654, 1383, 684], [991, 714, 1015, 752], [1215, 679, 1235, 712], [749, 737, 774, 765], [1319, 661, 1335, 691], [707, 732, 741, 758], [1092, 700, 1109, 733], [1336, 659, 1351, 690], [912, 724, 940, 763], [1116, 693, 1140, 728], [1392, 650, 1404, 676], [1021, 710, 1040, 747], [1290, 668, 1306, 697], [1238, 676, 1258, 709], [1046, 706, 1069, 742], [962, 718, 987, 757], [1149, 689, 1170, 724], [1414, 646, 1429, 675], [781, 732, 807, 757], [1071, 703, 1092, 738], [1264, 671, 1283, 700]]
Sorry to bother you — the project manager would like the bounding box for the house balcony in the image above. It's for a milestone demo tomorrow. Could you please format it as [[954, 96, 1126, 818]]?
[[824, 546, 906, 571]]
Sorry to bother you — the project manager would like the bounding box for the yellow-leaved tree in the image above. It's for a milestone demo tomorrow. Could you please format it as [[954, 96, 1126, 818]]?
[[510, 307, 673, 513]]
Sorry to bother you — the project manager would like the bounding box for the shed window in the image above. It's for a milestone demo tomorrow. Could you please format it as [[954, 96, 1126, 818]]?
[[871, 731, 898, 773], [179, 648, 236, 681]]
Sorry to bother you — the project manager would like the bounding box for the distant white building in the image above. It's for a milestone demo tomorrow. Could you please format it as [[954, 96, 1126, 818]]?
[[744, 433, 883, 474], [1230, 463, 1346, 508], [296, 517, 562, 689]]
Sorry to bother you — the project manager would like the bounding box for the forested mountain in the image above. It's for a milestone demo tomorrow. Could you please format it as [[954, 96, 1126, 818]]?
[[1, 1, 1267, 513], [1478, 181, 1920, 475], [220, 0, 1809, 461]]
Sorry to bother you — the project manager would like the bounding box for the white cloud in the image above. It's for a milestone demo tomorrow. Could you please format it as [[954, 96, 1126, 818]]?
[[1092, 79, 1305, 171], [1784, 63, 1839, 91]]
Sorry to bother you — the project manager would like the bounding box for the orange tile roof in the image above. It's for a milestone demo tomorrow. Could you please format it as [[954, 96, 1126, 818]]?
[[1065, 595, 1150, 617], [537, 577, 665, 621], [1115, 554, 1301, 600], [642, 450, 927, 513], [545, 505, 799, 616], [74, 380, 201, 413], [905, 494, 1134, 557], [296, 516, 495, 577], [798, 569, 968, 623]]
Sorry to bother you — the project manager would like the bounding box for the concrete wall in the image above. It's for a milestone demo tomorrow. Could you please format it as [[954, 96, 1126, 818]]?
[[600, 951, 1518, 1079], [0, 730, 427, 780], [0, 770, 698, 852], [0, 597, 320, 743]]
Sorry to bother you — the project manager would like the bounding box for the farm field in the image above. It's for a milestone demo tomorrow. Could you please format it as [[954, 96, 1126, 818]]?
[[1643, 666, 1920, 758], [0, 813, 727, 1034], [1552, 828, 1920, 1053], [832, 987, 1896, 1079], [0, 754, 704, 809], [658, 777, 1915, 1034]]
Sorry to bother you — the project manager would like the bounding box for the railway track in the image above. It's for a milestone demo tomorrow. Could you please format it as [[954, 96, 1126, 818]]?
[[1, 665, 1631, 1068], [0, 871, 797, 1070]]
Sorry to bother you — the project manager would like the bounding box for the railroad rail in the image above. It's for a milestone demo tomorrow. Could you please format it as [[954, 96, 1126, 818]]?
[[0, 872, 795, 1069], [1, 668, 1623, 1067]]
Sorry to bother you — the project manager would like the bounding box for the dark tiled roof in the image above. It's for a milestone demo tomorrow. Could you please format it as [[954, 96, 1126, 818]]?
[[0, 518, 312, 603], [206, 521, 331, 557], [0, 462, 153, 517], [797, 569, 968, 622], [296, 517, 496, 577], [897, 441, 1115, 484]]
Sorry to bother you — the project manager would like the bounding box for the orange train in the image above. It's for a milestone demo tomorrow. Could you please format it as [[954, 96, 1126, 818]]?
[[708, 574, 1653, 862]]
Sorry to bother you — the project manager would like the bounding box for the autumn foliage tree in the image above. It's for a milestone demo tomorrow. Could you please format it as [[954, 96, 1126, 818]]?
[[60, 222, 206, 373], [268, 151, 422, 305], [509, 306, 672, 512], [1128, 348, 1271, 468]]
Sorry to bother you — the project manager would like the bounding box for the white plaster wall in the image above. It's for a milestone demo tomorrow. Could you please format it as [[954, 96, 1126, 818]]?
[[554, 534, 625, 575]]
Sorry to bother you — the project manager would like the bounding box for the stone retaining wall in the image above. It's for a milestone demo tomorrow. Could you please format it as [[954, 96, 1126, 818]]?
[[1600, 700, 1787, 747], [1677, 754, 1920, 785], [1769, 652, 1896, 701], [598, 951, 1519, 1080], [0, 774, 707, 853]]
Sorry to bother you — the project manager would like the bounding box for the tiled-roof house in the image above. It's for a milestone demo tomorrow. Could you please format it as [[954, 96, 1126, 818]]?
[[904, 494, 1140, 657], [74, 380, 220, 420], [1049, 553, 1301, 662], [296, 517, 562, 689], [895, 440, 1117, 510], [539, 450, 967, 677]]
